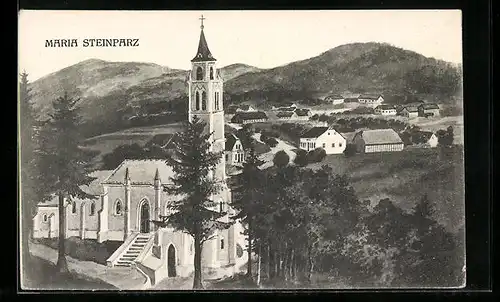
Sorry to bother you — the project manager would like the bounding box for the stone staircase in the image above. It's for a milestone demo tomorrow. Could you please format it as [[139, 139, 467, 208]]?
[[114, 233, 153, 267]]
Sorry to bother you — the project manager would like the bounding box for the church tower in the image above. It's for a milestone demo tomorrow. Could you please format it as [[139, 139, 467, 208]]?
[[187, 16, 226, 183]]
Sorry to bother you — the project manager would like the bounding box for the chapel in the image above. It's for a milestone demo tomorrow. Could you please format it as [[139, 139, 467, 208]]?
[[32, 16, 247, 285]]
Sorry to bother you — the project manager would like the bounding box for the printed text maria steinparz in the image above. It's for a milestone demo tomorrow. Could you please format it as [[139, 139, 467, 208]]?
[[45, 38, 140, 47]]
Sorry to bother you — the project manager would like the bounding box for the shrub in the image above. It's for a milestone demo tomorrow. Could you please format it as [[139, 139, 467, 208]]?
[[343, 144, 357, 157], [266, 137, 279, 148], [307, 148, 327, 163], [294, 149, 309, 167], [273, 150, 290, 168]]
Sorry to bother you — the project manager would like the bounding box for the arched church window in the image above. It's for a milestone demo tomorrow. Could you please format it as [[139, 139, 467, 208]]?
[[202, 91, 207, 110], [90, 202, 95, 216], [196, 67, 203, 80], [219, 201, 224, 213], [210, 67, 214, 80], [220, 237, 225, 250], [196, 91, 200, 110], [115, 200, 122, 215], [43, 214, 47, 222], [71, 201, 77, 214]]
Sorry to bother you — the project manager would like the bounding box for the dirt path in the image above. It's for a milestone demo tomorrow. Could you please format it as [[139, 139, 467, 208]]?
[[253, 133, 297, 169], [29, 242, 148, 290]]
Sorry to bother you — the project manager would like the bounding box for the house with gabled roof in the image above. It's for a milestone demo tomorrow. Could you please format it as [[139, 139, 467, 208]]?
[[353, 129, 404, 153], [358, 94, 384, 107], [418, 103, 440, 117], [231, 111, 268, 124], [374, 104, 397, 116], [324, 94, 345, 105], [299, 126, 346, 154], [225, 134, 246, 165], [400, 106, 419, 118]]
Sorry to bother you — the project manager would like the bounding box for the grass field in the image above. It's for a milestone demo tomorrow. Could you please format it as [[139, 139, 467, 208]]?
[[82, 122, 184, 163], [308, 147, 464, 234]]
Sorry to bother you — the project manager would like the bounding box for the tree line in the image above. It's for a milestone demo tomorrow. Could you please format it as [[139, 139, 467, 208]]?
[[230, 129, 463, 287]]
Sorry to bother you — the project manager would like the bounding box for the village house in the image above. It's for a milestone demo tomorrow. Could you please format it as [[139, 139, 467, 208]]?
[[344, 97, 359, 103], [32, 20, 247, 286], [230, 111, 268, 124], [324, 94, 345, 105], [418, 103, 440, 117], [299, 126, 347, 155], [276, 111, 297, 120], [271, 102, 297, 110], [294, 108, 311, 120], [358, 94, 384, 107], [225, 134, 246, 165], [413, 131, 439, 148], [374, 104, 397, 116], [236, 104, 256, 112], [353, 129, 404, 153], [400, 106, 419, 118]]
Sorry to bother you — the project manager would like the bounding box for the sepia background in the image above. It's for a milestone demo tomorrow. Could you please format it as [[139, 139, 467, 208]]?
[[19, 10, 465, 290]]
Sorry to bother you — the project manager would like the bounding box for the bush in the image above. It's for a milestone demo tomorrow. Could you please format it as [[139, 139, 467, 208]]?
[[307, 148, 327, 163], [265, 137, 279, 148], [294, 149, 309, 167], [343, 144, 357, 157], [273, 150, 290, 168]]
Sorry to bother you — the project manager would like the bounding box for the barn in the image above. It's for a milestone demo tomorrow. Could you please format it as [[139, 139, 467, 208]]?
[[353, 129, 404, 153]]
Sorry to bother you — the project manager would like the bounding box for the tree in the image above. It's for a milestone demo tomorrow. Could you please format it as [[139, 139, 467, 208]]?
[[343, 144, 357, 157], [19, 71, 40, 269], [273, 150, 289, 168], [293, 149, 308, 167], [231, 146, 265, 281], [37, 92, 98, 273], [164, 116, 228, 289], [437, 126, 454, 147]]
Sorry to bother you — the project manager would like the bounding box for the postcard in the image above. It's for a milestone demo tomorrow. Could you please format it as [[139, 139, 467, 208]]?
[[18, 10, 465, 290]]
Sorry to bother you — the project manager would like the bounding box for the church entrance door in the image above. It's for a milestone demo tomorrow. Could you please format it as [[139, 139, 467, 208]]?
[[167, 245, 177, 277], [140, 203, 150, 233]]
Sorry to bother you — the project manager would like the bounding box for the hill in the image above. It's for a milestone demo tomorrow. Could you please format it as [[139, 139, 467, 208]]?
[[27, 42, 462, 137], [225, 42, 462, 104]]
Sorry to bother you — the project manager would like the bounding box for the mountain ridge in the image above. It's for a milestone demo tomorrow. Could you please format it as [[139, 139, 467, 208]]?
[[27, 42, 462, 137]]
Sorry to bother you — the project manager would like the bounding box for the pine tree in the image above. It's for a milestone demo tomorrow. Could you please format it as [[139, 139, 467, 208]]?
[[19, 71, 38, 269], [37, 92, 97, 273], [164, 116, 228, 289], [231, 141, 265, 281]]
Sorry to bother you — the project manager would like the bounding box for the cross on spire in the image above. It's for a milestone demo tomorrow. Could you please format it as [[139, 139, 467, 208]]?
[[199, 14, 206, 29]]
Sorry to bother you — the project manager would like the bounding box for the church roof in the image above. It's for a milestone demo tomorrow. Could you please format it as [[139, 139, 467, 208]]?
[[191, 29, 216, 62], [37, 170, 113, 206], [103, 159, 175, 185], [225, 134, 240, 151]]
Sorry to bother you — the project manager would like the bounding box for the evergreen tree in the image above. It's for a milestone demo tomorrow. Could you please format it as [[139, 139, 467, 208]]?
[[37, 92, 97, 273], [231, 143, 265, 281], [164, 116, 228, 289], [293, 149, 308, 167], [19, 71, 39, 268]]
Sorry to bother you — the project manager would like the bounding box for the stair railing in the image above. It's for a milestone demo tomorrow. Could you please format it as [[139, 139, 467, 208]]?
[[106, 232, 139, 267]]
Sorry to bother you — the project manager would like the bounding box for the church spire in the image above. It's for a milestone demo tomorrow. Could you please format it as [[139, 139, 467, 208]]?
[[191, 15, 216, 62]]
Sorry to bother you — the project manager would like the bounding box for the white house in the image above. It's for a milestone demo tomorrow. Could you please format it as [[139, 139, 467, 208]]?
[[225, 134, 246, 165], [358, 94, 384, 107], [400, 106, 419, 118], [416, 131, 439, 148], [374, 104, 397, 116], [353, 129, 404, 153], [324, 94, 345, 105], [294, 108, 311, 120], [299, 126, 346, 155]]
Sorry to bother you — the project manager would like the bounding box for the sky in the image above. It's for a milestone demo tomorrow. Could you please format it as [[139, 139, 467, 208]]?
[[19, 10, 462, 81]]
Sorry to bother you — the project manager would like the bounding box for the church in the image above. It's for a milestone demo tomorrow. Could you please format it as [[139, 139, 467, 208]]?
[[32, 17, 247, 286]]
